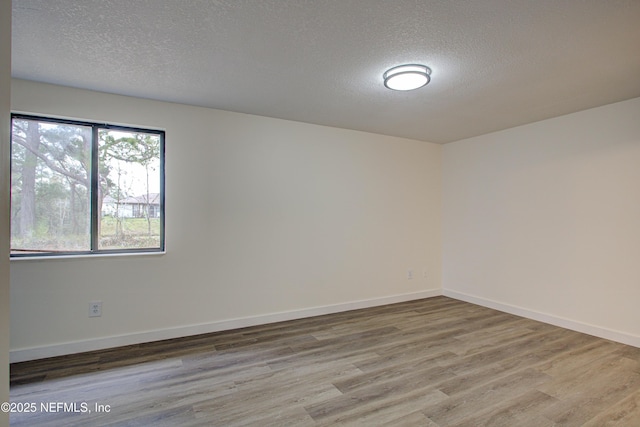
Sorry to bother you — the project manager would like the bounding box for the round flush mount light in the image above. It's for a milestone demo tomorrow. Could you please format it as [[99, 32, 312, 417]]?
[[383, 64, 431, 91]]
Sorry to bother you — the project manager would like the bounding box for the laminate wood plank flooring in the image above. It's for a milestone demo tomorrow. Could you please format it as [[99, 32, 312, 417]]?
[[10, 296, 640, 426]]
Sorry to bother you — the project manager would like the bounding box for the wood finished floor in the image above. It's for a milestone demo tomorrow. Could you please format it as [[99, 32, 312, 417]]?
[[10, 296, 640, 426]]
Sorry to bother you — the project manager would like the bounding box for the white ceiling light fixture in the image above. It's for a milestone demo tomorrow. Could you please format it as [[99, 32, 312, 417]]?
[[383, 64, 431, 91]]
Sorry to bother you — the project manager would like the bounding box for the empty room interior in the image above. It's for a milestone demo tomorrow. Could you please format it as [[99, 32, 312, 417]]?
[[2, 0, 640, 426]]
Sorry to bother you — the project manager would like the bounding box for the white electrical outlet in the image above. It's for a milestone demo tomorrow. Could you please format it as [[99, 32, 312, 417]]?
[[89, 301, 102, 317], [407, 269, 414, 279], [423, 270, 428, 279]]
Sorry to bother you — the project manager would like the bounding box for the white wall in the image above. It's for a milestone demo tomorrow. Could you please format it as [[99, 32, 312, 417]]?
[[443, 97, 640, 346], [1, 0, 11, 425], [10, 79, 442, 361]]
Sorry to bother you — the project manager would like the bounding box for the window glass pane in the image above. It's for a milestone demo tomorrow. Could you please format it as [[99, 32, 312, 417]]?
[[11, 119, 91, 254], [98, 129, 161, 250]]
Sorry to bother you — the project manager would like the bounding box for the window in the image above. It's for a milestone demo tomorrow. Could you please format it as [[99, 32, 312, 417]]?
[[10, 114, 164, 257]]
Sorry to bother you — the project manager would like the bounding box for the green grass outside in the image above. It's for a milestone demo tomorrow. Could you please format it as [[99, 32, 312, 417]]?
[[100, 216, 161, 236], [11, 217, 161, 253], [99, 216, 161, 249]]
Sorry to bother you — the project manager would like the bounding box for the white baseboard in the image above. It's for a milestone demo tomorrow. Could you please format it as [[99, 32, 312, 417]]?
[[10, 289, 441, 363], [443, 289, 640, 348]]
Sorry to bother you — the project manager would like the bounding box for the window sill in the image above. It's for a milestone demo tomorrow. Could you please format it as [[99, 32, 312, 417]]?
[[10, 251, 166, 261]]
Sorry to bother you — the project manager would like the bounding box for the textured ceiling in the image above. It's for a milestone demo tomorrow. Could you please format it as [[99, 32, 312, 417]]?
[[11, 0, 640, 144]]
